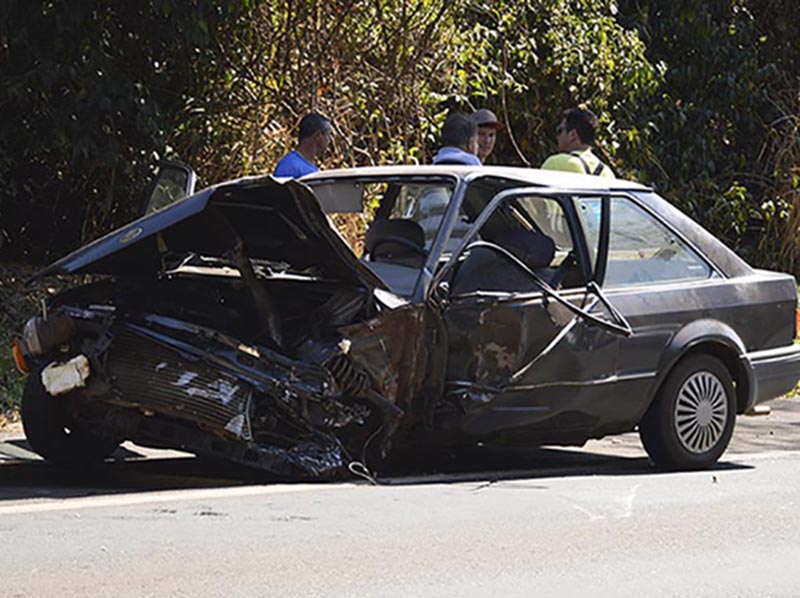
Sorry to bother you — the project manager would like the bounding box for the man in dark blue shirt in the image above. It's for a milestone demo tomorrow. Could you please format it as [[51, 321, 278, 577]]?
[[274, 113, 332, 178]]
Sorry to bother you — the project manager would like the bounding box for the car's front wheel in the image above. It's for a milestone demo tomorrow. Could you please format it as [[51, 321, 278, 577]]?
[[639, 354, 736, 470], [21, 368, 121, 466]]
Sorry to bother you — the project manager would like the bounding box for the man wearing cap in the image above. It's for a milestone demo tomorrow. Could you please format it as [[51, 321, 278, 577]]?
[[274, 112, 332, 178], [541, 107, 615, 178], [471, 108, 500, 164]]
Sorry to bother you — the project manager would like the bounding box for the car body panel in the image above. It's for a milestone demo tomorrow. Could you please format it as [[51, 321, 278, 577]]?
[[440, 290, 620, 439], [745, 344, 800, 409], [17, 165, 800, 477]]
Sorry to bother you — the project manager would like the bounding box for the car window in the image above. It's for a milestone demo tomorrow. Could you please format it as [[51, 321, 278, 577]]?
[[449, 194, 584, 295], [575, 196, 602, 272], [512, 196, 574, 267], [387, 183, 456, 250], [604, 197, 712, 287]]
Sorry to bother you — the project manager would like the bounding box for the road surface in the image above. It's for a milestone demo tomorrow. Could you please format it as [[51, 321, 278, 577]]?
[[1, 398, 799, 597]]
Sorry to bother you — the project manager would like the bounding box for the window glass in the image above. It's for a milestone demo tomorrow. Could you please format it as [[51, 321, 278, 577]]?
[[387, 183, 456, 250], [605, 197, 712, 287], [576, 197, 602, 271], [321, 181, 456, 256], [513, 196, 573, 267], [450, 195, 583, 295], [144, 165, 192, 215]]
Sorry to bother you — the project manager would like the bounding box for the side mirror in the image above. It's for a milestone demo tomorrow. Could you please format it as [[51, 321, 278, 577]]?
[[143, 161, 197, 216]]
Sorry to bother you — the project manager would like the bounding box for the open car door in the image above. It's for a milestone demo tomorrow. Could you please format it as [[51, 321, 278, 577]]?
[[432, 188, 631, 444], [143, 161, 197, 215]]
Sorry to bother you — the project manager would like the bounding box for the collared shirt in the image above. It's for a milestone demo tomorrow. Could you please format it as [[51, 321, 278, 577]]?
[[541, 149, 615, 178], [432, 146, 482, 166], [274, 150, 318, 178]]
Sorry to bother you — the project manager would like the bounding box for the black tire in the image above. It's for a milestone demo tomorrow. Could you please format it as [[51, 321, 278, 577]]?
[[639, 354, 736, 470], [21, 369, 121, 466]]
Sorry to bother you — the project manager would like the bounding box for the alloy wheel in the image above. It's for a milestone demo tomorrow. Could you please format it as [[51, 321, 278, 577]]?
[[674, 371, 729, 454]]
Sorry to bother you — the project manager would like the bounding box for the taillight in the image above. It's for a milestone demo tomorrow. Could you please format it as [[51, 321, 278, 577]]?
[[11, 339, 28, 374]]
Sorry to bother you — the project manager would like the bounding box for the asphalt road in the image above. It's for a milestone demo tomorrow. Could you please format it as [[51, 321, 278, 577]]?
[[2, 398, 799, 598]]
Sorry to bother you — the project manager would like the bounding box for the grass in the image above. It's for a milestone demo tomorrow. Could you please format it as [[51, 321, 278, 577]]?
[[0, 263, 57, 422]]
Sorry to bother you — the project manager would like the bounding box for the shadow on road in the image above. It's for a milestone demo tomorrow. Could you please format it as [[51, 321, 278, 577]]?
[[0, 436, 753, 502], [376, 444, 752, 486]]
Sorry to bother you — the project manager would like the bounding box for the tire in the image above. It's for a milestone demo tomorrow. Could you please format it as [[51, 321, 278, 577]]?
[[639, 354, 736, 470], [21, 368, 121, 466]]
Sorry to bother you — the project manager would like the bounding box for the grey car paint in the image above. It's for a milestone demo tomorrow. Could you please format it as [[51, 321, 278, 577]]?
[[17, 166, 800, 477]]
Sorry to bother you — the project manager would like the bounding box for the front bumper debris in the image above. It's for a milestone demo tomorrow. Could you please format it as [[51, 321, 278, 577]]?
[[41, 354, 90, 396]]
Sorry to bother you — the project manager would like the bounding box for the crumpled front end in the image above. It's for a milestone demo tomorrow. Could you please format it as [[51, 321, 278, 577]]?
[[17, 286, 420, 479], [17, 176, 431, 478]]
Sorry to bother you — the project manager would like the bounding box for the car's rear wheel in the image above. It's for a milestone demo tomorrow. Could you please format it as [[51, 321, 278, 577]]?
[[21, 368, 121, 466], [639, 354, 736, 470]]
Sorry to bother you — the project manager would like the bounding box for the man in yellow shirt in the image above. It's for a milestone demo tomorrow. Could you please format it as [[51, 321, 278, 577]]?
[[541, 108, 615, 178]]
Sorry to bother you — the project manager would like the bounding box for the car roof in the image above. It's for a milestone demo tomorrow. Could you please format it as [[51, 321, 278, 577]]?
[[303, 164, 759, 279], [302, 165, 651, 192]]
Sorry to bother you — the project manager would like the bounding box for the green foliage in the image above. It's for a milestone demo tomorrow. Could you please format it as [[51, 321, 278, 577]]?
[[0, 0, 252, 263], [453, 0, 661, 170], [1, 0, 798, 272], [617, 0, 800, 266], [171, 0, 476, 183], [0, 349, 24, 415], [0, 264, 49, 415], [173, 0, 659, 183]]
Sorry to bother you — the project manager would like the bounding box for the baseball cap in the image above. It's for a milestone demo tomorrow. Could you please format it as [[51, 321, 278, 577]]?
[[471, 108, 500, 129]]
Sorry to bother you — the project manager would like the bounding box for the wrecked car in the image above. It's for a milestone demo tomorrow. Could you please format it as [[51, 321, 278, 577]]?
[[12, 165, 800, 478]]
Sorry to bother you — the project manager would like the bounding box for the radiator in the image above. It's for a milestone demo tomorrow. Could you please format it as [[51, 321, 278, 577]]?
[[105, 328, 252, 440]]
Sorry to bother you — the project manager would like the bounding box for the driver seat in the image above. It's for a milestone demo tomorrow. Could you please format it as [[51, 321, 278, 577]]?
[[364, 218, 427, 268]]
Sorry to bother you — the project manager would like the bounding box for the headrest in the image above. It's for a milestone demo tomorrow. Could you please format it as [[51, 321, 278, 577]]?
[[365, 218, 425, 254], [503, 229, 556, 269]]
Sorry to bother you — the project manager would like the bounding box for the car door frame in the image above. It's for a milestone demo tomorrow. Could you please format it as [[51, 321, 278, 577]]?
[[427, 186, 630, 443]]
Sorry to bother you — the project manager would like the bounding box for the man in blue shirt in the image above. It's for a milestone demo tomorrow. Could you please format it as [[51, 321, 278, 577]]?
[[432, 112, 481, 166], [274, 113, 332, 178]]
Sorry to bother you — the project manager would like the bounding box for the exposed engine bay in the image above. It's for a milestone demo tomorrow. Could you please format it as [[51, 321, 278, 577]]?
[[17, 175, 432, 478], [20, 266, 418, 478]]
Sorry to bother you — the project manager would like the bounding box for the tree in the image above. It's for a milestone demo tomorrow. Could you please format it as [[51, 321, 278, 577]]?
[[0, 0, 251, 262], [617, 0, 800, 267]]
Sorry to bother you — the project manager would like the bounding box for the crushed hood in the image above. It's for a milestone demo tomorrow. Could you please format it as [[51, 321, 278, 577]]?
[[30, 176, 384, 289]]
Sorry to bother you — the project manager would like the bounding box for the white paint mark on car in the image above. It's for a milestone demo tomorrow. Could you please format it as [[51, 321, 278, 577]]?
[[185, 379, 240, 405], [173, 372, 199, 387]]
